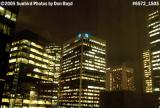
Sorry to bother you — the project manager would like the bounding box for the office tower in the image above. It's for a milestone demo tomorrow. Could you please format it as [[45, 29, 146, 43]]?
[[60, 33, 106, 108], [107, 65, 135, 91], [45, 43, 62, 84], [0, 6, 19, 105], [142, 50, 152, 92], [1, 31, 58, 108], [45, 43, 62, 105], [147, 9, 160, 92]]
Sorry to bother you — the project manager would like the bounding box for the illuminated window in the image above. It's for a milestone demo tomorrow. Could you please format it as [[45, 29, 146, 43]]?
[[11, 13, 16, 21], [12, 41, 19, 45], [21, 39, 30, 45], [30, 48, 43, 55], [5, 10, 11, 19], [16, 58, 28, 64], [0, 6, 5, 16], [9, 58, 16, 63], [154, 88, 160, 91], [150, 39, 160, 44], [29, 60, 34, 64], [11, 46, 18, 51], [29, 54, 34, 58], [31, 42, 43, 49]]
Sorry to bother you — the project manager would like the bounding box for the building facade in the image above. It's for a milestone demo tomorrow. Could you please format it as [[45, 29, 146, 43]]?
[[142, 50, 152, 92], [0, 5, 19, 105], [107, 65, 135, 91], [1, 31, 58, 108], [45, 43, 62, 84], [45, 43, 62, 106], [147, 9, 160, 92], [60, 33, 106, 108]]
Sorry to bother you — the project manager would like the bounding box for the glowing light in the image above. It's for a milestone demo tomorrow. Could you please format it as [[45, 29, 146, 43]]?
[[88, 86, 105, 90], [0, 6, 4, 11], [77, 33, 91, 38]]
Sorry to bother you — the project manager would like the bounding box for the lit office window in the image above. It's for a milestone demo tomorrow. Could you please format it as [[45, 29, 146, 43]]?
[[11, 13, 16, 22], [5, 10, 11, 19], [21, 39, 30, 45], [9, 58, 16, 63], [0, 6, 5, 16], [31, 42, 43, 49]]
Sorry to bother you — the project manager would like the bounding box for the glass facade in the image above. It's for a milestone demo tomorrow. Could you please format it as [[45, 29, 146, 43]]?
[[1, 37, 58, 107], [60, 34, 106, 108]]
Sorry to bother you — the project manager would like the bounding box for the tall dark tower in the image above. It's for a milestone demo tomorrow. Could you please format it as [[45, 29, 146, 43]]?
[[0, 5, 19, 105], [60, 33, 107, 108]]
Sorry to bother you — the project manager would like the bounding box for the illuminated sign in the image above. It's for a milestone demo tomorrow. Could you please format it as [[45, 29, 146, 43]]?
[[77, 33, 92, 38]]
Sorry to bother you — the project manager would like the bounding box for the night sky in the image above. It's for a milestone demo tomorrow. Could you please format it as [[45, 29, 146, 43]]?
[[15, 0, 157, 91]]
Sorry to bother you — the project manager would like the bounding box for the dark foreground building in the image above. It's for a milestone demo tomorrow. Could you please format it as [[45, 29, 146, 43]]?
[[0, 5, 19, 105], [1, 30, 59, 108], [100, 91, 158, 108]]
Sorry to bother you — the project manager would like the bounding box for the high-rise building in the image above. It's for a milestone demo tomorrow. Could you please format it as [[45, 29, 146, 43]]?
[[107, 65, 135, 91], [45, 43, 62, 84], [60, 33, 106, 108], [0, 5, 19, 105], [0, 6, 17, 36], [1, 31, 58, 108], [45, 43, 62, 106], [147, 9, 160, 92], [142, 50, 152, 92]]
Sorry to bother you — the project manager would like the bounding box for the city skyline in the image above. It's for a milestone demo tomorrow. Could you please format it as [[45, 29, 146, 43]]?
[[0, 0, 160, 108], [0, 0, 159, 92], [15, 0, 159, 91]]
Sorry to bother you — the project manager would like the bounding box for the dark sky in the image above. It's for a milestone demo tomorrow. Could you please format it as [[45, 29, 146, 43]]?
[[16, 0, 99, 43], [16, 0, 157, 91]]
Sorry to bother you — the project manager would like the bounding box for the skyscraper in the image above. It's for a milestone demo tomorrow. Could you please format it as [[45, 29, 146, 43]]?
[[45, 43, 62, 106], [45, 43, 62, 84], [60, 33, 106, 108], [142, 50, 152, 92], [1, 31, 58, 107], [147, 9, 160, 93], [107, 65, 135, 91], [0, 5, 19, 105]]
